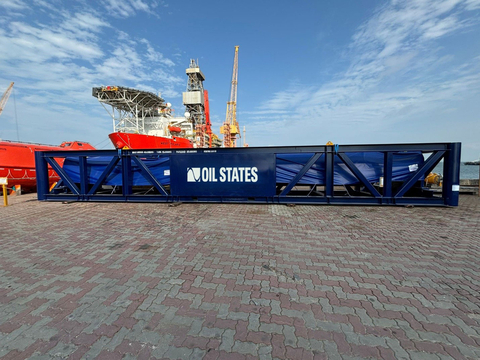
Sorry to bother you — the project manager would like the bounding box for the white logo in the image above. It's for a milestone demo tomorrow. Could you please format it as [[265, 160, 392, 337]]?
[[187, 167, 201, 182], [186, 167, 258, 183]]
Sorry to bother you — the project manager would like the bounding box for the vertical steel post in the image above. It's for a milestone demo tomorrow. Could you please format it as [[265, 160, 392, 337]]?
[[121, 152, 132, 196], [383, 152, 393, 203], [325, 146, 334, 199], [35, 151, 50, 201], [443, 142, 461, 206], [79, 156, 87, 196]]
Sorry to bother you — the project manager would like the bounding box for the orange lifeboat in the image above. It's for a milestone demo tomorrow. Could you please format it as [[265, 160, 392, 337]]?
[[0, 140, 95, 192], [169, 126, 182, 133]]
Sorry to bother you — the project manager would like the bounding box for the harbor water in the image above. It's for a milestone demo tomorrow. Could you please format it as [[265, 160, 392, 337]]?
[[432, 163, 479, 179]]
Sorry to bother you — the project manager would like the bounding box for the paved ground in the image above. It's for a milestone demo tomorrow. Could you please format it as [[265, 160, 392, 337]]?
[[0, 194, 479, 360]]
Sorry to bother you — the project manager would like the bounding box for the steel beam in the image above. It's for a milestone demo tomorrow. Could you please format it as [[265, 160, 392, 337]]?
[[337, 153, 381, 198], [87, 157, 120, 195], [279, 153, 322, 196], [131, 156, 169, 195], [394, 151, 445, 198], [45, 157, 80, 195]]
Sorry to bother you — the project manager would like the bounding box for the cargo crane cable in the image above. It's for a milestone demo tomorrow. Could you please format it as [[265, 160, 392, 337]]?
[[93, 137, 112, 149]]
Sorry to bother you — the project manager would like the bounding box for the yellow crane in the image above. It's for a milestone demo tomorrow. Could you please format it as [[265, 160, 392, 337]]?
[[220, 46, 240, 147], [0, 82, 14, 118]]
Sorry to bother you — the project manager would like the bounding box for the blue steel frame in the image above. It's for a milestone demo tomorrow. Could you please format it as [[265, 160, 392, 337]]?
[[35, 142, 461, 206]]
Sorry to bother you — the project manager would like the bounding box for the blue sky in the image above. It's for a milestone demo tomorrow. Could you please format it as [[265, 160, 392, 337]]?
[[0, 0, 479, 160]]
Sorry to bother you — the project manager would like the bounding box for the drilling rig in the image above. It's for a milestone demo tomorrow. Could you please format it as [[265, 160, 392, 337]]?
[[220, 46, 240, 148], [182, 60, 214, 148]]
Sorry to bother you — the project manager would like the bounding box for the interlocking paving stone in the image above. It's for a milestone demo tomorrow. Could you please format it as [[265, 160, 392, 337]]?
[[0, 193, 480, 359]]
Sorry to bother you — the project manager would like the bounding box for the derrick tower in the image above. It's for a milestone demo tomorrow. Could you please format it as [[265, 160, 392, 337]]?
[[183, 60, 209, 148], [221, 46, 240, 148]]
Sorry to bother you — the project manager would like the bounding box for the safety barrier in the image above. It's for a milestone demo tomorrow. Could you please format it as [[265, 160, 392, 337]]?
[[35, 142, 461, 206]]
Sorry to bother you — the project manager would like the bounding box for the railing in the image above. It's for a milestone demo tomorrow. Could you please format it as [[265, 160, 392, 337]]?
[[35, 142, 461, 206]]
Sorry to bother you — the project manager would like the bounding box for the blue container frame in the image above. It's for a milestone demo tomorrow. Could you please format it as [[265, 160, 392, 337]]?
[[35, 142, 461, 206]]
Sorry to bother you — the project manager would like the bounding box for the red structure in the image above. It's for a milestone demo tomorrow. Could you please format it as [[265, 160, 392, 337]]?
[[0, 140, 95, 192]]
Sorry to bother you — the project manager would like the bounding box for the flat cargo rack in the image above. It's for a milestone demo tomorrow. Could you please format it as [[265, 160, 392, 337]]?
[[35, 142, 461, 206]]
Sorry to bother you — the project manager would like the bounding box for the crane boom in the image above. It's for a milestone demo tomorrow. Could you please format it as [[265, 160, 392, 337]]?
[[221, 46, 240, 148], [0, 82, 14, 118]]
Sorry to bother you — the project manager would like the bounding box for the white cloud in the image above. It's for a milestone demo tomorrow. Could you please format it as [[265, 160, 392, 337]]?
[[60, 12, 109, 36], [0, 0, 26, 10], [259, 85, 314, 113], [130, 0, 150, 12], [465, 0, 480, 9], [101, 0, 159, 18], [244, 0, 480, 159], [0, 1, 182, 147], [420, 15, 463, 39], [140, 39, 175, 66], [4, 21, 104, 62]]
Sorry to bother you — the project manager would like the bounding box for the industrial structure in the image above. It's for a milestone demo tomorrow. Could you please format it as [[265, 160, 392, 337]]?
[[0, 82, 14, 118], [92, 60, 221, 149], [243, 126, 248, 147], [93, 85, 194, 148], [221, 46, 240, 148], [36, 142, 461, 207], [182, 60, 213, 148]]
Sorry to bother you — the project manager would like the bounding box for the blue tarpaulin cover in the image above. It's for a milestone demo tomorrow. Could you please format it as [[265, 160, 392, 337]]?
[[276, 152, 424, 185], [63, 152, 424, 187], [63, 156, 171, 186]]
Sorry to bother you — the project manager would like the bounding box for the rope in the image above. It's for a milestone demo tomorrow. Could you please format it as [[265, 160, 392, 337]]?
[[93, 137, 111, 149]]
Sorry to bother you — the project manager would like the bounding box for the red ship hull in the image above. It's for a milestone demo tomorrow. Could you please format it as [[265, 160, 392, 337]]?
[[109, 132, 193, 149], [0, 140, 95, 191]]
